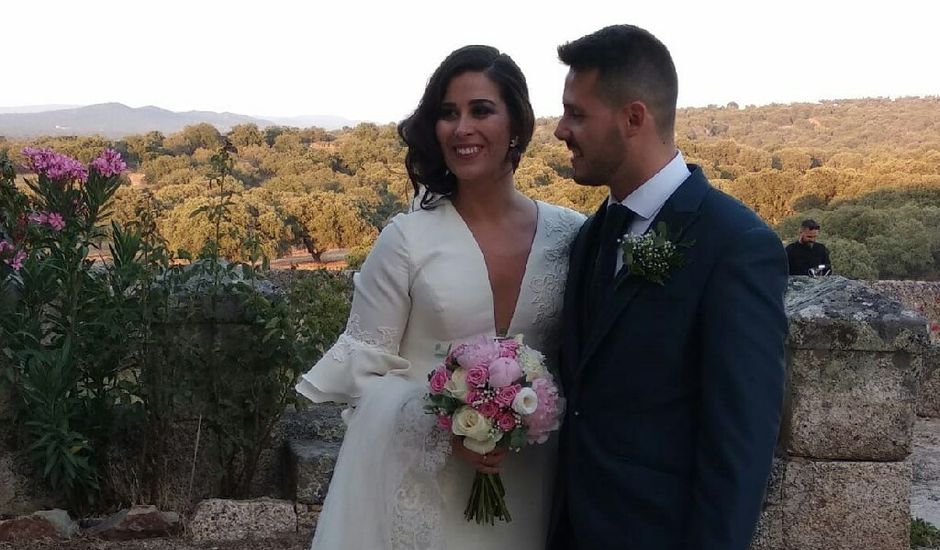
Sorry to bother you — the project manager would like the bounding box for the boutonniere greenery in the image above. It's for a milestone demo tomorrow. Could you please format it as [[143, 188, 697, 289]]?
[[617, 222, 694, 286]]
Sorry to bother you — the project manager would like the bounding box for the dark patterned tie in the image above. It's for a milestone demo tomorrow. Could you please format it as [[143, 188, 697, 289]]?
[[589, 204, 634, 317]]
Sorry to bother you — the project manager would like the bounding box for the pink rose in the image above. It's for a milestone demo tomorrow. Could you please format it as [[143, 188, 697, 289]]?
[[465, 389, 483, 405], [488, 357, 522, 387], [453, 336, 500, 370], [496, 411, 517, 432], [477, 400, 500, 418], [499, 339, 519, 358], [494, 384, 521, 407], [436, 415, 453, 431], [466, 365, 489, 388], [429, 366, 449, 394]]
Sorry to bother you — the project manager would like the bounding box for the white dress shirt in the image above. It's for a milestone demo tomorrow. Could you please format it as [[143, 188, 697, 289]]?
[[608, 151, 691, 273]]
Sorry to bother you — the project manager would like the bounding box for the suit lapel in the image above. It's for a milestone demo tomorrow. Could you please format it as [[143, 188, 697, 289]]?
[[562, 200, 606, 367], [574, 166, 712, 378]]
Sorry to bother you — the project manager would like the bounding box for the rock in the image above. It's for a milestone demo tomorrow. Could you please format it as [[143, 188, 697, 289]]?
[[250, 404, 346, 499], [86, 504, 180, 540], [786, 276, 929, 353], [31, 509, 77, 538], [278, 404, 346, 443], [189, 498, 296, 542], [287, 439, 341, 505], [0, 509, 75, 542], [913, 418, 940, 528], [918, 345, 940, 417], [295, 503, 321, 533], [759, 458, 910, 550], [781, 348, 916, 461]]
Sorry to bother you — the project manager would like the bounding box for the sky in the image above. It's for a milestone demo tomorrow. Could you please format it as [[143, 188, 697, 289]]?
[[2, 0, 938, 123]]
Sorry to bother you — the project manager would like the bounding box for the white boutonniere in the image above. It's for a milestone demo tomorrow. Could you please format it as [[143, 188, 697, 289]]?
[[617, 222, 694, 286]]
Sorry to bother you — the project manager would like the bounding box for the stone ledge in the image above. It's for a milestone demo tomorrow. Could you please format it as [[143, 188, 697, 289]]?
[[787, 277, 929, 353]]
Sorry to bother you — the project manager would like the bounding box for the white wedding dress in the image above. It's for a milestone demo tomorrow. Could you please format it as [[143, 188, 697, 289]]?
[[296, 198, 584, 550]]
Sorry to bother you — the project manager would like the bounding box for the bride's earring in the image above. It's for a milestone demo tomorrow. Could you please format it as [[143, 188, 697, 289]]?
[[509, 136, 519, 149]]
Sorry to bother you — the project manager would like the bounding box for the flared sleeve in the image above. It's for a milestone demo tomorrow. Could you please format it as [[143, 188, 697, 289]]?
[[296, 216, 412, 405]]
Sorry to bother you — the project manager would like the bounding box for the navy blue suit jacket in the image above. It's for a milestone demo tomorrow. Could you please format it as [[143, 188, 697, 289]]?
[[548, 166, 788, 550]]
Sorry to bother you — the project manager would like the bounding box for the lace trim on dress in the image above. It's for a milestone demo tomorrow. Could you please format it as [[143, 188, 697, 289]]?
[[529, 210, 583, 330], [389, 395, 451, 550], [328, 313, 402, 362]]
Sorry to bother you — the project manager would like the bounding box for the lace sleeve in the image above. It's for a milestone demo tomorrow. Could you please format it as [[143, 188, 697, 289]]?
[[296, 217, 413, 405]]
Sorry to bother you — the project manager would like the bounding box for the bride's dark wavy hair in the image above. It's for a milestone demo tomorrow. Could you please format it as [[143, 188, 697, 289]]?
[[398, 45, 535, 210]]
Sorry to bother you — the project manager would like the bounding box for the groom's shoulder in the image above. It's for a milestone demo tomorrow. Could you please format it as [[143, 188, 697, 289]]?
[[699, 183, 773, 235]]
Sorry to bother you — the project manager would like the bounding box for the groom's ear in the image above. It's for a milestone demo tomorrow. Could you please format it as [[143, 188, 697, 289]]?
[[619, 100, 650, 138]]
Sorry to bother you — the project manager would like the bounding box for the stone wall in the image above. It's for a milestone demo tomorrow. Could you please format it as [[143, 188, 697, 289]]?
[[2, 275, 934, 550], [752, 277, 930, 550]]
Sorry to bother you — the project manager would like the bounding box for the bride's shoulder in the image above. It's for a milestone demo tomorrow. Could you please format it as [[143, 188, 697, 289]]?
[[536, 201, 587, 237], [384, 199, 452, 234]]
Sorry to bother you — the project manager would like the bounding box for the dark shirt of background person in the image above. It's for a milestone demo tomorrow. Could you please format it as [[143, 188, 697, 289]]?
[[785, 219, 831, 276]]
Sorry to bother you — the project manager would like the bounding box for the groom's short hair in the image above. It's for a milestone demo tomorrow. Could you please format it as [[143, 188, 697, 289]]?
[[558, 25, 678, 140]]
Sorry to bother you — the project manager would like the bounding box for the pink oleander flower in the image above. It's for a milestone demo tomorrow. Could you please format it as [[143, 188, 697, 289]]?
[[46, 212, 65, 231], [5, 250, 26, 272], [90, 148, 126, 177], [0, 240, 11, 253], [488, 357, 522, 388], [429, 366, 449, 394], [453, 336, 500, 370], [21, 147, 87, 182], [496, 411, 518, 432], [476, 400, 500, 419], [28, 212, 48, 225], [465, 365, 489, 388], [494, 384, 521, 407], [525, 376, 564, 444]]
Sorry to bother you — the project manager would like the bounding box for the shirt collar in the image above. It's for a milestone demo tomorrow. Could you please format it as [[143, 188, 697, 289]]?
[[608, 151, 690, 220]]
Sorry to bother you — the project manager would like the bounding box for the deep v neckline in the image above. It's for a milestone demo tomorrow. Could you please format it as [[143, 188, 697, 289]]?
[[451, 199, 541, 337]]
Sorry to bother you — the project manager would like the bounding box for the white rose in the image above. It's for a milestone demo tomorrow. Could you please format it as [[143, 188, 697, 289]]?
[[451, 406, 493, 441], [462, 432, 503, 455], [518, 349, 547, 381], [444, 368, 470, 401], [512, 387, 539, 415]]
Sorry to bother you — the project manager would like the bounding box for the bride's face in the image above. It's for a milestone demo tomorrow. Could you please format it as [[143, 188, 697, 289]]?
[[435, 71, 513, 187]]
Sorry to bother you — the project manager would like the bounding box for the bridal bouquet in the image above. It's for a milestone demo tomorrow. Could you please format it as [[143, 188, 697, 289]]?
[[425, 334, 564, 524]]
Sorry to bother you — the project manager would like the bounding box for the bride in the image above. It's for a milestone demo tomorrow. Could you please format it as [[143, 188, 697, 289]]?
[[296, 45, 584, 549]]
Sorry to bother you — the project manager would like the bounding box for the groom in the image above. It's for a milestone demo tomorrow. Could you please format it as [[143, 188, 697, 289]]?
[[548, 25, 788, 550]]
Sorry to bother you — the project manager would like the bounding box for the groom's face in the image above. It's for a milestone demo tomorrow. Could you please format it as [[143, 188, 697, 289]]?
[[554, 69, 627, 187]]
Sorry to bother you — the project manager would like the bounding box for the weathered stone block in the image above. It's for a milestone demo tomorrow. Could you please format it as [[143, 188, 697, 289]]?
[[912, 418, 940, 529], [786, 277, 929, 353], [782, 349, 916, 460], [189, 498, 296, 542], [917, 344, 940, 417], [250, 403, 346, 499], [762, 458, 910, 550], [287, 439, 340, 505]]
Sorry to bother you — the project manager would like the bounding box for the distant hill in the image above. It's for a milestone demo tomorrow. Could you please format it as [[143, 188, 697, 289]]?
[[0, 103, 355, 138]]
